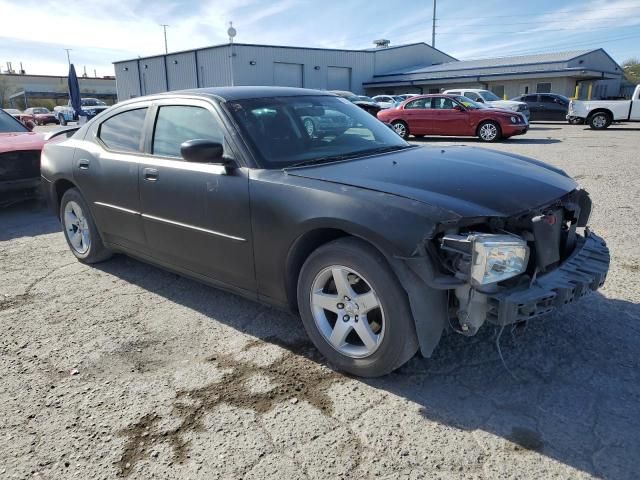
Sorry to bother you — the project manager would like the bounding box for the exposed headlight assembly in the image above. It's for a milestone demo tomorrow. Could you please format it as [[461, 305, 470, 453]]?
[[471, 234, 529, 286], [441, 233, 529, 286], [510, 116, 518, 124]]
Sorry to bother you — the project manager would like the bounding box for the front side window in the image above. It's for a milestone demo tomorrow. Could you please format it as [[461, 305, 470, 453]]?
[[226, 95, 409, 169], [432, 97, 455, 109], [477, 90, 501, 101], [464, 92, 481, 101], [152, 105, 224, 158], [99, 108, 147, 152], [454, 96, 483, 109]]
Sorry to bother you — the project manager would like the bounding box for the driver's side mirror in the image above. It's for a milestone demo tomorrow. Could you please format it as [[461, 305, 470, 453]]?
[[453, 105, 464, 112], [475, 97, 485, 103], [180, 139, 236, 167]]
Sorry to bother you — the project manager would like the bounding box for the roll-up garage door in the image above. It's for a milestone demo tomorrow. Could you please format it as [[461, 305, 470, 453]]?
[[327, 67, 351, 91], [274, 62, 303, 87]]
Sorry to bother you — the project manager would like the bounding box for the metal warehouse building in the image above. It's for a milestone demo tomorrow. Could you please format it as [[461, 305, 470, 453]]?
[[114, 42, 629, 101]]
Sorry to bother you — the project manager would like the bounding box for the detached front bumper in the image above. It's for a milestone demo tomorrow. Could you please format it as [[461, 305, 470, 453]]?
[[486, 231, 609, 325]]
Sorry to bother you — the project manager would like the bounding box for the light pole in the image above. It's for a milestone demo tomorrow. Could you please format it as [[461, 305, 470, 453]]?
[[64, 48, 72, 66], [161, 24, 169, 54], [432, 0, 437, 47], [227, 22, 237, 87]]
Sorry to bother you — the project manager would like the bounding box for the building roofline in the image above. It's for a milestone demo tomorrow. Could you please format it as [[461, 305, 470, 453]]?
[[364, 67, 620, 86], [0, 73, 115, 80], [113, 41, 457, 65]]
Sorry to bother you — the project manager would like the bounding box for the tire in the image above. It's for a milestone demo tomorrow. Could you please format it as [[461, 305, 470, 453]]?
[[297, 237, 419, 377], [477, 121, 502, 142], [588, 112, 611, 130], [60, 188, 112, 264], [568, 117, 583, 125], [59, 115, 67, 126], [391, 120, 409, 139]]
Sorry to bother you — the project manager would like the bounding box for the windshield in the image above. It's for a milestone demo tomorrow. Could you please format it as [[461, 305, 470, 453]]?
[[226, 95, 410, 169], [81, 98, 106, 106], [0, 110, 28, 133], [5, 109, 21, 115], [454, 95, 485, 109], [478, 90, 501, 101]]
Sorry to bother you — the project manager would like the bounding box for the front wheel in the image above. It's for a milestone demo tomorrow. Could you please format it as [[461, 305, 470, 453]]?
[[59, 116, 67, 126], [588, 112, 611, 130], [477, 121, 502, 142], [297, 238, 418, 377], [391, 120, 409, 139], [60, 188, 112, 264]]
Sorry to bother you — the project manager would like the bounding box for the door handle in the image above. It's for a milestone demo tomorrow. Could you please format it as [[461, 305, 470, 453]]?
[[143, 168, 159, 182], [78, 159, 90, 170]]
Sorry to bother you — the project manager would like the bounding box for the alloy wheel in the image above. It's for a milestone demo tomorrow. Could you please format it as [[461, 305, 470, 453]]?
[[392, 122, 406, 137], [63, 201, 91, 254], [310, 265, 385, 358], [592, 114, 607, 128], [479, 123, 498, 141]]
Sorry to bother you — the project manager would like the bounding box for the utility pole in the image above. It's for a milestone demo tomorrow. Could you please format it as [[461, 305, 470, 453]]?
[[64, 48, 72, 66], [161, 24, 169, 54], [431, 0, 437, 47]]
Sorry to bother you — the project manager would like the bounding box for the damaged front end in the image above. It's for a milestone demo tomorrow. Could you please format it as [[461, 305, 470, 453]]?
[[401, 189, 610, 356]]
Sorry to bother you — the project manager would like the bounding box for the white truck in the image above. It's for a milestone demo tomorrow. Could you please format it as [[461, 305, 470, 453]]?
[[567, 84, 640, 129]]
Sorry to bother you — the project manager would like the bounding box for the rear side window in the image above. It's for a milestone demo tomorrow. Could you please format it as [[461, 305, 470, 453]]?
[[99, 108, 147, 152], [524, 95, 538, 102], [152, 105, 224, 158], [405, 98, 432, 109], [432, 97, 455, 109]]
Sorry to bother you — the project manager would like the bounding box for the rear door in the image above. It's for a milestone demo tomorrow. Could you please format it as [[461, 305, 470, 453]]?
[[523, 95, 540, 120], [138, 98, 255, 292], [431, 96, 471, 136], [540, 95, 567, 120], [73, 104, 149, 251], [402, 97, 436, 134]]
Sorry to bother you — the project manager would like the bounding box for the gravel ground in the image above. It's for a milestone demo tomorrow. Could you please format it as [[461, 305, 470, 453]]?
[[1, 123, 639, 479]]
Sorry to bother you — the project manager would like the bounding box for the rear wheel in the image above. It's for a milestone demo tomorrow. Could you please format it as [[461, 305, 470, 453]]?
[[297, 237, 418, 377], [391, 120, 409, 139], [477, 121, 501, 142], [60, 188, 111, 264], [588, 112, 611, 130]]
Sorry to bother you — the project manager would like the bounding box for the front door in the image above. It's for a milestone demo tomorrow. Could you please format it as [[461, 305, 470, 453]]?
[[73, 105, 149, 251], [430, 96, 471, 136], [138, 100, 255, 292]]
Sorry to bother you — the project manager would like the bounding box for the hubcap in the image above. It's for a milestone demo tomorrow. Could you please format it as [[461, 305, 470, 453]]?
[[63, 201, 91, 254], [310, 266, 385, 358], [392, 122, 406, 137], [480, 123, 497, 140], [593, 115, 606, 128]]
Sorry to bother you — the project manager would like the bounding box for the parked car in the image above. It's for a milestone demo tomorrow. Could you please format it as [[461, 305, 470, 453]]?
[[24, 107, 59, 126], [3, 108, 35, 126], [378, 94, 528, 142], [443, 89, 530, 120], [54, 97, 109, 125], [0, 108, 45, 202], [42, 86, 609, 377], [372, 95, 397, 109], [510, 93, 569, 121], [567, 84, 640, 129], [329, 91, 381, 116]]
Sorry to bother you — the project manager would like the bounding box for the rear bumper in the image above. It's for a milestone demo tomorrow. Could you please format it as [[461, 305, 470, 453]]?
[[487, 231, 609, 325]]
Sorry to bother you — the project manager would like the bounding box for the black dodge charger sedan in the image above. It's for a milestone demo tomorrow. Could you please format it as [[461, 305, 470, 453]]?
[[41, 87, 609, 377]]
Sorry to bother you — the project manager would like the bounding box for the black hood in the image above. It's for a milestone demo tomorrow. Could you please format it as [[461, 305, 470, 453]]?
[[287, 146, 577, 217]]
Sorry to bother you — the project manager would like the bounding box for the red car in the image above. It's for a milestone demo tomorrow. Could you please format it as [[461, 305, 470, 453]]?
[[24, 107, 59, 126], [0, 109, 46, 202], [377, 94, 529, 142]]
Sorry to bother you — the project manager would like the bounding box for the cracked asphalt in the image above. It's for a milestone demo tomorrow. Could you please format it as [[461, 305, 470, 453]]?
[[1, 123, 639, 479]]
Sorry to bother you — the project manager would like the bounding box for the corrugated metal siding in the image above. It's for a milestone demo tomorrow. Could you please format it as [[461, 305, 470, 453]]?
[[273, 62, 303, 87], [373, 44, 455, 75], [166, 52, 198, 90], [139, 57, 166, 95], [197, 47, 232, 87], [327, 67, 351, 90], [114, 60, 141, 99]]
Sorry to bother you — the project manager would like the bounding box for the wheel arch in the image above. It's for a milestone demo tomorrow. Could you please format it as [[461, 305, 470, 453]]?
[[587, 108, 613, 120], [53, 178, 79, 218]]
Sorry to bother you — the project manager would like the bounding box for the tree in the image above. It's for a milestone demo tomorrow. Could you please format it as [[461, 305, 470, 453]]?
[[623, 58, 640, 85]]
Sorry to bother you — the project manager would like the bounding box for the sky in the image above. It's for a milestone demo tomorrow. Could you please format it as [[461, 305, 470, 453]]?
[[1, 0, 639, 77]]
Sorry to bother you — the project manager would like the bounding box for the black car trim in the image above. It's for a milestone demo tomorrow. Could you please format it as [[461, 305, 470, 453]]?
[[140, 213, 247, 242]]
